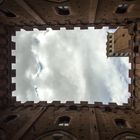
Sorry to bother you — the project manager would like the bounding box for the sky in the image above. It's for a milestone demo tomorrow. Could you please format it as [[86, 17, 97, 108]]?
[[12, 27, 131, 105]]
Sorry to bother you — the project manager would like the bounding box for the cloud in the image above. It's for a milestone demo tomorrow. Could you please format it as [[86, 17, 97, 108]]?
[[12, 28, 130, 104]]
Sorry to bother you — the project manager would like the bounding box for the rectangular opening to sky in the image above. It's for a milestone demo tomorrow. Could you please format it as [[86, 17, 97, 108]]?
[[12, 27, 131, 105]]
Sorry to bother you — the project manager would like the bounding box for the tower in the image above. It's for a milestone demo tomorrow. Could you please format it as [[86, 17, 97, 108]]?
[[106, 27, 131, 57]]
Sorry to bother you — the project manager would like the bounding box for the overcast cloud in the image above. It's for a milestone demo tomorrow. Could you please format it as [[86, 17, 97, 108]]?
[[12, 27, 131, 105]]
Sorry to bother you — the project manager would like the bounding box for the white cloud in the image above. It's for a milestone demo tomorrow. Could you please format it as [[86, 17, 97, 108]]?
[[12, 27, 130, 105]]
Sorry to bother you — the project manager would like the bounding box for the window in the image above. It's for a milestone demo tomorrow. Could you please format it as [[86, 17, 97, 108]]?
[[115, 119, 127, 128], [122, 34, 125, 37], [116, 4, 128, 14], [55, 6, 70, 15], [57, 116, 70, 126]]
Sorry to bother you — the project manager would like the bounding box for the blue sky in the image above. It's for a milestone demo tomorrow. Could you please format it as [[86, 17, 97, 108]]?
[[12, 27, 131, 105]]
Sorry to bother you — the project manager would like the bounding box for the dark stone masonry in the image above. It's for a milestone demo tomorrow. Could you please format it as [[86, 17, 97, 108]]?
[[0, 0, 140, 139]]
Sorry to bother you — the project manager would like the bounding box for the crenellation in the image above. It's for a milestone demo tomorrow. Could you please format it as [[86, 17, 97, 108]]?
[[129, 69, 133, 78], [24, 101, 34, 107], [66, 101, 74, 105], [11, 96, 17, 104], [80, 101, 88, 105], [11, 42, 16, 50], [11, 56, 16, 63], [37, 101, 47, 106], [11, 83, 16, 91], [52, 101, 61, 106], [11, 69, 16, 77]]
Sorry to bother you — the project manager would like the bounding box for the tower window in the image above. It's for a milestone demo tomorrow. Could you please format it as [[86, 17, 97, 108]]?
[[115, 119, 127, 128], [116, 4, 128, 14], [109, 35, 112, 38], [122, 34, 125, 37], [57, 116, 70, 126], [55, 6, 70, 15]]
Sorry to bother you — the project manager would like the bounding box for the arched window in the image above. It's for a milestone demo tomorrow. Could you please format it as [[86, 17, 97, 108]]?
[[116, 4, 128, 14], [57, 116, 70, 126], [55, 6, 70, 15], [115, 119, 128, 128]]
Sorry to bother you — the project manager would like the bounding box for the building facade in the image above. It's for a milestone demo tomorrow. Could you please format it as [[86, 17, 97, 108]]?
[[1, 101, 140, 140], [0, 0, 140, 140]]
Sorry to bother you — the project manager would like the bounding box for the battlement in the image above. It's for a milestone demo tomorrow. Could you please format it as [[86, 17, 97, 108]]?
[[0, 25, 16, 108], [12, 99, 131, 111]]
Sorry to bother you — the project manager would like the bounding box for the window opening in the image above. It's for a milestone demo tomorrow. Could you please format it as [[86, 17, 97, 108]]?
[[55, 6, 70, 15], [57, 116, 70, 126], [115, 119, 127, 128], [116, 4, 128, 14]]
